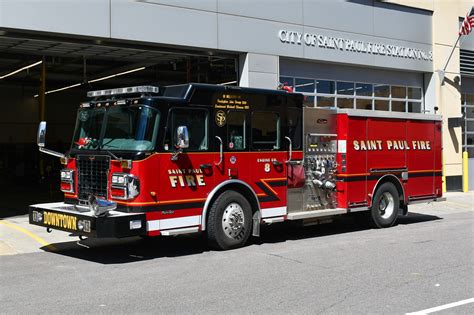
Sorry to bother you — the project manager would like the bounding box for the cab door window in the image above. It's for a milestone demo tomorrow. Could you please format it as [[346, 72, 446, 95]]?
[[227, 111, 246, 150], [165, 108, 208, 151], [287, 108, 302, 150], [251, 111, 280, 150]]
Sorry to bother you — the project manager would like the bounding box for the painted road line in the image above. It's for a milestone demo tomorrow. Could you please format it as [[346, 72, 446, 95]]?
[[406, 298, 474, 314], [0, 220, 57, 252]]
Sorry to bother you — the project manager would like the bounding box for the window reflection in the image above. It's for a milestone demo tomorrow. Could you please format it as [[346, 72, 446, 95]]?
[[337, 98, 353, 109], [375, 100, 389, 111], [356, 83, 372, 96], [391, 86, 406, 99], [295, 78, 315, 93], [317, 96, 335, 107], [391, 101, 406, 112], [356, 99, 372, 110], [374, 84, 390, 97], [316, 80, 335, 94], [337, 82, 354, 95]]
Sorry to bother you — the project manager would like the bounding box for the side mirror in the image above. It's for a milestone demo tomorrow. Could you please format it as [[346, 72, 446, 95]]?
[[37, 121, 46, 147], [36, 121, 65, 159], [176, 126, 189, 149]]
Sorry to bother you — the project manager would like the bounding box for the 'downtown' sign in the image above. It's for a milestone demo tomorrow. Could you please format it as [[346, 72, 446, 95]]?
[[278, 30, 433, 61]]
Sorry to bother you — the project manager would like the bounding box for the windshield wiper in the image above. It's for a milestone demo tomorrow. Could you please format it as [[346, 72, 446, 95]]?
[[102, 149, 121, 161]]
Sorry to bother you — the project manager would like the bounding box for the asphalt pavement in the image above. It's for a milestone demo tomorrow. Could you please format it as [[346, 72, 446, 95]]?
[[1, 192, 473, 314]]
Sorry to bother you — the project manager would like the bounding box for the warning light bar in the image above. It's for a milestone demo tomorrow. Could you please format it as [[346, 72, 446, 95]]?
[[87, 86, 160, 98]]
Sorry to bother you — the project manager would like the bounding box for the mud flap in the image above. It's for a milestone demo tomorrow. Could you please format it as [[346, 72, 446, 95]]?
[[252, 210, 261, 237]]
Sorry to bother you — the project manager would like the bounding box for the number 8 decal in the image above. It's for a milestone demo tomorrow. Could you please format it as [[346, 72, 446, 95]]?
[[264, 163, 271, 173]]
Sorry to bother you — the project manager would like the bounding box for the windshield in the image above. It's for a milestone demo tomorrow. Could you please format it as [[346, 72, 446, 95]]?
[[72, 105, 160, 151]]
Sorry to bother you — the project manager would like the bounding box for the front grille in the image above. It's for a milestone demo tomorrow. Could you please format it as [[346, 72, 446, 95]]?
[[77, 155, 110, 200]]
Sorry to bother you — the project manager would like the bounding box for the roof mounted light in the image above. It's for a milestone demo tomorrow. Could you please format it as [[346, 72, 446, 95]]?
[[87, 86, 159, 98]]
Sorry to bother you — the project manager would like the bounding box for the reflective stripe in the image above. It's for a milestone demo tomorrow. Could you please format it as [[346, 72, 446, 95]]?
[[147, 215, 201, 231], [261, 206, 287, 218]]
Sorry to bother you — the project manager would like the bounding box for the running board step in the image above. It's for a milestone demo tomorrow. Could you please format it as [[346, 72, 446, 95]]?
[[286, 208, 347, 220]]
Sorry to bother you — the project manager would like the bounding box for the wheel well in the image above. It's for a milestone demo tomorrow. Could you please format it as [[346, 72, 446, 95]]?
[[203, 182, 260, 230], [372, 175, 405, 208]]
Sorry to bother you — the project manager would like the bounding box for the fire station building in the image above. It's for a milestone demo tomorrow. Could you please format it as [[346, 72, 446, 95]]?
[[0, 0, 473, 198]]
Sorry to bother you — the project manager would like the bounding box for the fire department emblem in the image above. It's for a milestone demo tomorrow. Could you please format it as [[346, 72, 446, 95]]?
[[215, 110, 226, 127]]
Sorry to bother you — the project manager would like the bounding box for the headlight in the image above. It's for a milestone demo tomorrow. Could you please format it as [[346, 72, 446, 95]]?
[[61, 169, 73, 181], [60, 169, 74, 193], [110, 173, 140, 200]]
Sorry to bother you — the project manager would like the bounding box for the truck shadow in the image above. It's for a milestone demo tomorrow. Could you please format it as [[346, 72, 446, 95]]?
[[41, 212, 441, 264]]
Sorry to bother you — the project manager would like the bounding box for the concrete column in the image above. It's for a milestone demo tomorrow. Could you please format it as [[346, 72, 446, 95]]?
[[432, 0, 465, 190], [239, 53, 279, 89]]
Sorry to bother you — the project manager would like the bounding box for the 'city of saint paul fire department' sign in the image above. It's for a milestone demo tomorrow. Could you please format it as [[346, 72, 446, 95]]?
[[278, 30, 433, 62]]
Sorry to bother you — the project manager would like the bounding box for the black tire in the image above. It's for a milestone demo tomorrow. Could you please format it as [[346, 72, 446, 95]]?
[[207, 190, 252, 250], [369, 182, 400, 228]]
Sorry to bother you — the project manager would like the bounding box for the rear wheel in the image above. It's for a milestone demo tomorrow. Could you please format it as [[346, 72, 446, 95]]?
[[369, 182, 399, 228], [207, 190, 252, 250]]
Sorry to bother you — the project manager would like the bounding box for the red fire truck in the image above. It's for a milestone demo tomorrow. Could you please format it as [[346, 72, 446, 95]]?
[[29, 84, 444, 250]]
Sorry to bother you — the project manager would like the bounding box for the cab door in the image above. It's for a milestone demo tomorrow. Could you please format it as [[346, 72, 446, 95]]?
[[249, 110, 288, 219], [160, 107, 215, 209]]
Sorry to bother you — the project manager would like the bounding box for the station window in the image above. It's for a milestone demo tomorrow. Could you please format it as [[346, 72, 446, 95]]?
[[408, 87, 422, 100], [337, 97, 354, 109], [317, 96, 335, 107], [356, 99, 372, 110], [391, 86, 407, 99], [375, 100, 389, 111], [356, 83, 373, 97], [303, 95, 315, 107], [461, 93, 474, 157], [374, 84, 390, 98], [391, 101, 406, 112], [280, 75, 424, 113], [227, 111, 246, 150], [251, 111, 280, 150], [337, 82, 354, 95], [316, 80, 335, 94], [295, 78, 315, 93], [408, 102, 422, 113]]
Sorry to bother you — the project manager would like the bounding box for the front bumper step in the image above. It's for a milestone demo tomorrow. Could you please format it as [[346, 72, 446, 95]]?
[[29, 202, 146, 238]]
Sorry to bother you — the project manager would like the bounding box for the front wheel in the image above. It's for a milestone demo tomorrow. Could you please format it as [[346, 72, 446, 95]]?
[[369, 182, 399, 228], [207, 191, 252, 250]]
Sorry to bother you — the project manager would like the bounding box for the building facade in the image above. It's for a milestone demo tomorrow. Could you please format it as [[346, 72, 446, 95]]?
[[0, 0, 473, 191]]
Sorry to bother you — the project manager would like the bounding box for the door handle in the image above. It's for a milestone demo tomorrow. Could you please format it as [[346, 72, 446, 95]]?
[[285, 136, 292, 163], [215, 136, 223, 166]]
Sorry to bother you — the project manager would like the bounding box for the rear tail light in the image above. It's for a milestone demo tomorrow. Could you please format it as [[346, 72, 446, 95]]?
[[111, 173, 140, 200], [60, 169, 74, 193]]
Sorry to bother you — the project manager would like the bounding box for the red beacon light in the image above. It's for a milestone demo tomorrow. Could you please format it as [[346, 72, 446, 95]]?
[[277, 82, 294, 93]]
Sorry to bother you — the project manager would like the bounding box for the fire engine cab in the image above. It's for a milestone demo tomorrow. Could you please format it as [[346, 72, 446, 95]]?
[[29, 84, 444, 250]]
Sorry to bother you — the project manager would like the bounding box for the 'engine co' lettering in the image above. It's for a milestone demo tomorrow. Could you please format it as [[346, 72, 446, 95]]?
[[168, 168, 206, 188], [353, 140, 431, 151], [43, 211, 77, 231]]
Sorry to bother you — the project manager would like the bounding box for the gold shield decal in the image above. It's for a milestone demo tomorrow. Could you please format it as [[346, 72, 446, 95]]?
[[215, 110, 226, 127]]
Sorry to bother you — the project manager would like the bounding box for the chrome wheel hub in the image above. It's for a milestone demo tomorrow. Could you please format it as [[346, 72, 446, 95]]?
[[379, 192, 395, 219], [222, 202, 245, 239]]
